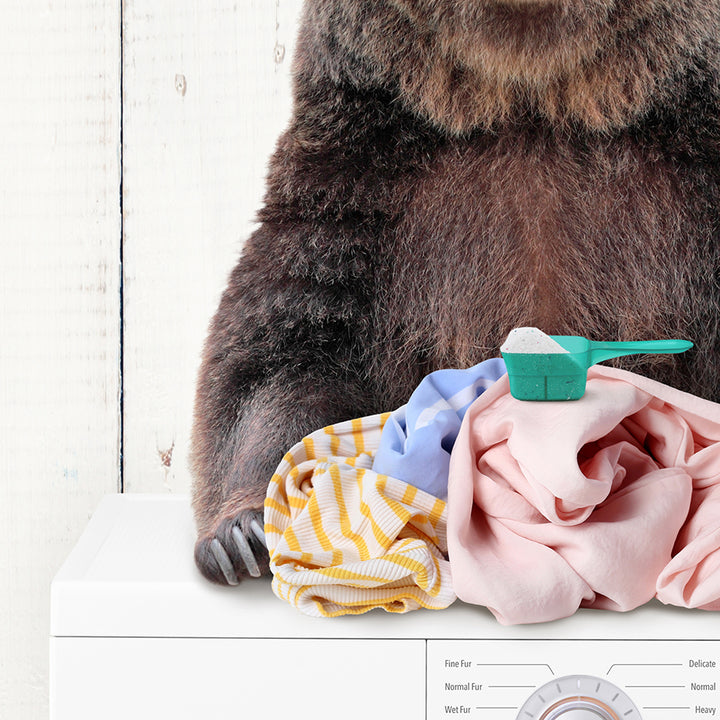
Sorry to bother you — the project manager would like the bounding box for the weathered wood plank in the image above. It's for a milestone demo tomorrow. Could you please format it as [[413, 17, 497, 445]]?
[[122, 0, 303, 494], [0, 1, 121, 717]]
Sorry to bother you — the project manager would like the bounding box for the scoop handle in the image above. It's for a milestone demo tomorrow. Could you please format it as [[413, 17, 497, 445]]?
[[589, 339, 693, 365]]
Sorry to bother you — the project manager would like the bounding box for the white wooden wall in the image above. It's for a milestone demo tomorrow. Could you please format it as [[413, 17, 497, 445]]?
[[0, 2, 302, 716]]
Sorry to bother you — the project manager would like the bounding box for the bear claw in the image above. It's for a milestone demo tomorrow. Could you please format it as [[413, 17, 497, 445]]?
[[210, 538, 240, 585], [249, 518, 267, 547], [232, 525, 261, 577]]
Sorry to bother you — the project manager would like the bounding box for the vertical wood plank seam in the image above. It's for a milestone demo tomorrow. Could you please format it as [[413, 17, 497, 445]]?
[[119, 0, 125, 493]]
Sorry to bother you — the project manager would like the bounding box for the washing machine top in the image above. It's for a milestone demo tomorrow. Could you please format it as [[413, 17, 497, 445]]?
[[50, 494, 718, 640]]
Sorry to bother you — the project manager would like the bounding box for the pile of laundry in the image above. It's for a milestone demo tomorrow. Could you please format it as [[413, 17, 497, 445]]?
[[263, 359, 720, 624]]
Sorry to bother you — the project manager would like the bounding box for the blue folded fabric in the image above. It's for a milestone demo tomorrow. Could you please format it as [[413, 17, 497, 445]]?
[[372, 358, 507, 498]]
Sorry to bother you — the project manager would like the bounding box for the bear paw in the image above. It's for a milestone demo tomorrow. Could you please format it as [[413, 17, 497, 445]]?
[[194, 509, 269, 585]]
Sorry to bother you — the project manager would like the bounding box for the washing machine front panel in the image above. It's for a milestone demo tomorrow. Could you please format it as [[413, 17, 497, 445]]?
[[427, 637, 719, 719]]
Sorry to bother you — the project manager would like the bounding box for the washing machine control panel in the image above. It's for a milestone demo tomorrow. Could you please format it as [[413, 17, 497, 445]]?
[[426, 640, 719, 719]]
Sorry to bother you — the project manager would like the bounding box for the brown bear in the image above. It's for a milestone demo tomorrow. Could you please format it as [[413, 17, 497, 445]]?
[[191, 0, 720, 585]]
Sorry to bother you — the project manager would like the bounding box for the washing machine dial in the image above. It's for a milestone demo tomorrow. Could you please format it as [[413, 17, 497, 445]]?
[[516, 675, 641, 720]]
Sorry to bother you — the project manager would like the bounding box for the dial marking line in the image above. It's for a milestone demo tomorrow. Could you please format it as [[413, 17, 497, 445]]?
[[607, 663, 682, 675], [476, 663, 554, 675]]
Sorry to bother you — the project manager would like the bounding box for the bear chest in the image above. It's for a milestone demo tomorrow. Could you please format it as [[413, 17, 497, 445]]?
[[383, 133, 714, 367]]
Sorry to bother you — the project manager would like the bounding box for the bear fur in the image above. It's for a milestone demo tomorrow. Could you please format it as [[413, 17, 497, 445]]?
[[191, 0, 720, 584]]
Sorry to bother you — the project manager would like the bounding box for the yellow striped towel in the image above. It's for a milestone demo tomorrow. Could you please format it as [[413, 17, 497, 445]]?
[[264, 413, 456, 617]]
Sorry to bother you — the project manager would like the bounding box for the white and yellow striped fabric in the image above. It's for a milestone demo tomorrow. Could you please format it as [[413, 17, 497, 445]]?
[[264, 413, 456, 617]]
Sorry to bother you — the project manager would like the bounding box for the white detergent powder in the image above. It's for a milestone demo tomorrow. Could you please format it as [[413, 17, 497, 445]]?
[[500, 327, 569, 354]]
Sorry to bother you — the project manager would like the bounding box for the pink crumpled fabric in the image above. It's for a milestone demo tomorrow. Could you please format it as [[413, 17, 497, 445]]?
[[447, 364, 720, 625]]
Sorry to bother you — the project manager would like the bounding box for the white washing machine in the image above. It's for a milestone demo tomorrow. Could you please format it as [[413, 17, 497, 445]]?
[[50, 494, 719, 719]]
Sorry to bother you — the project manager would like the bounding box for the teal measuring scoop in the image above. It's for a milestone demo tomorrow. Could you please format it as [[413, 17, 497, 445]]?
[[502, 335, 693, 401]]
